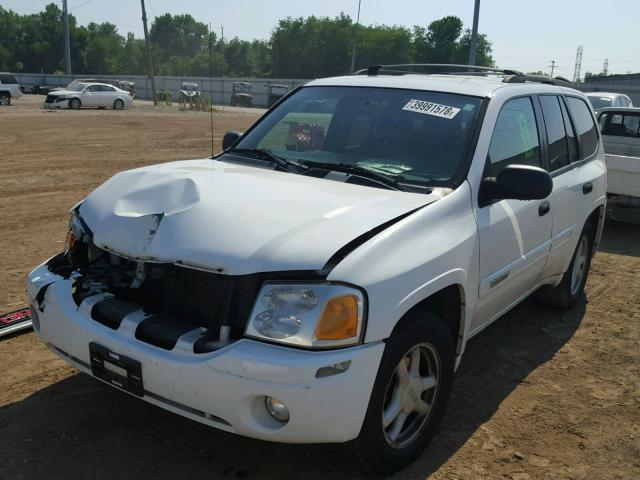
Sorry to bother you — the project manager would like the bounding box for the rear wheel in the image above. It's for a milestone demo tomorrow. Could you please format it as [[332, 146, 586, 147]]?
[[350, 311, 454, 475], [69, 98, 81, 110], [537, 221, 594, 309], [0, 93, 10, 106], [113, 99, 124, 110]]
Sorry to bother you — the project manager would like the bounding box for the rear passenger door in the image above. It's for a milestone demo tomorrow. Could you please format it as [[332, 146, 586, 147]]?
[[473, 96, 553, 330], [541, 95, 604, 280], [98, 85, 116, 107]]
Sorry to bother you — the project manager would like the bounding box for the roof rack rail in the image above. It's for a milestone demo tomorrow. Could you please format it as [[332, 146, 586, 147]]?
[[503, 74, 572, 86], [355, 64, 524, 77]]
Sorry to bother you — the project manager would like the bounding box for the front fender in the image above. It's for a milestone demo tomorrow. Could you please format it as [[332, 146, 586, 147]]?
[[327, 183, 479, 343]]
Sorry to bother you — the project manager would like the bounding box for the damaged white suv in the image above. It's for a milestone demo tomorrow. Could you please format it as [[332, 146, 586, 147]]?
[[28, 65, 606, 474]]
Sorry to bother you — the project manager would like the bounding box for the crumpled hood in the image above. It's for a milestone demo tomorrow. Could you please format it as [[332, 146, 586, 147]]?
[[48, 89, 79, 96], [79, 159, 439, 275]]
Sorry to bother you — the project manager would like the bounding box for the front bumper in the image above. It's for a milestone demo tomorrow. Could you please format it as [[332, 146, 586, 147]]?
[[27, 262, 383, 444], [43, 102, 66, 109]]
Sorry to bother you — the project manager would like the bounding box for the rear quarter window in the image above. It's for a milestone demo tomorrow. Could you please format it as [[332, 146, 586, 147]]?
[[566, 97, 599, 159], [0, 74, 18, 84]]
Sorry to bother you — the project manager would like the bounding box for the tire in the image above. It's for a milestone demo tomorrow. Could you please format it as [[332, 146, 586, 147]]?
[[69, 98, 81, 110], [350, 311, 455, 475], [536, 221, 594, 310], [0, 93, 10, 106], [113, 99, 124, 110]]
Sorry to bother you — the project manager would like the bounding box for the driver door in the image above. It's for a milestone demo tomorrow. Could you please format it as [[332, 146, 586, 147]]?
[[472, 96, 553, 332]]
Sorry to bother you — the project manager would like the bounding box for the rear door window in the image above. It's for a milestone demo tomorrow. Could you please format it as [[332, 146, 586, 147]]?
[[488, 96, 541, 176], [559, 99, 579, 162], [539, 95, 570, 171], [566, 97, 599, 159]]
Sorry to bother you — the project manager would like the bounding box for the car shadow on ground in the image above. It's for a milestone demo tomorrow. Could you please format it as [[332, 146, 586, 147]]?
[[598, 219, 640, 257], [0, 298, 585, 480]]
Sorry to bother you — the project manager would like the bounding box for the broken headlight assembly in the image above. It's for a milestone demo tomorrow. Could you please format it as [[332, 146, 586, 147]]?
[[244, 283, 365, 348]]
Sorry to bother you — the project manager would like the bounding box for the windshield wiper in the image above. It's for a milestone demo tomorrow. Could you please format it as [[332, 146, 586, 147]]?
[[300, 161, 407, 191], [228, 148, 307, 173]]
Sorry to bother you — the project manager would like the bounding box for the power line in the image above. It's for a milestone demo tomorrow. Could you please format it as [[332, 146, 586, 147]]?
[[69, 0, 97, 11]]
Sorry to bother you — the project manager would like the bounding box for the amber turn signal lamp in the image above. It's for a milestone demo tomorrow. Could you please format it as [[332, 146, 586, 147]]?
[[65, 229, 77, 253], [315, 294, 360, 341]]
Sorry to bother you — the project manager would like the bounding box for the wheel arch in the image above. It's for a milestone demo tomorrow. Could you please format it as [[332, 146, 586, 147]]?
[[390, 282, 466, 359]]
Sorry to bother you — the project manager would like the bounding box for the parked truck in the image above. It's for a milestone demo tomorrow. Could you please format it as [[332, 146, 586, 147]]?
[[598, 107, 640, 223]]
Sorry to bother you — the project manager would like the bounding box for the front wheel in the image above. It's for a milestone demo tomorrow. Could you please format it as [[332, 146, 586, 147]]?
[[0, 94, 10, 106], [351, 311, 454, 475], [69, 98, 81, 109], [537, 221, 594, 310], [113, 99, 124, 110]]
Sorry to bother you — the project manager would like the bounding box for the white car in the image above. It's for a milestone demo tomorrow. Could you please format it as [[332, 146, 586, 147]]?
[[585, 91, 633, 112], [0, 72, 23, 106], [44, 82, 133, 110], [27, 65, 606, 474]]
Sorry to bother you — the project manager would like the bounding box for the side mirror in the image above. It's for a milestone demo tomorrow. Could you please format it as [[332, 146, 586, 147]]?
[[479, 165, 552, 206], [222, 131, 242, 150]]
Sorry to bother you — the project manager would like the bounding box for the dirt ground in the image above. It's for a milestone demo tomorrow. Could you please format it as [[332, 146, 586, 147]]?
[[0, 95, 638, 480]]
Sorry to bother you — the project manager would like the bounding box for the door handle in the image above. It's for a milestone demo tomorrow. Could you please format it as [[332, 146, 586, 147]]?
[[538, 201, 550, 217], [582, 182, 593, 194]]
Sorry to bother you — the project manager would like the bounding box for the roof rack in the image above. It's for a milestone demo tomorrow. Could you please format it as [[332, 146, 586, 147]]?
[[355, 63, 572, 86], [356, 64, 524, 76], [503, 74, 572, 86]]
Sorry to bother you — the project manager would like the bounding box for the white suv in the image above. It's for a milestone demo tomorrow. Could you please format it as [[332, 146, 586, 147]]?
[[27, 65, 606, 474], [0, 72, 23, 105]]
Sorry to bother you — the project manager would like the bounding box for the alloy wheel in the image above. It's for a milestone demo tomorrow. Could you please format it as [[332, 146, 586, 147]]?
[[382, 343, 440, 449], [570, 235, 589, 295]]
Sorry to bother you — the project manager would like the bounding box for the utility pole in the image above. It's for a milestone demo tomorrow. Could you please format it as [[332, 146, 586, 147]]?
[[350, 0, 362, 73], [572, 45, 583, 83], [549, 60, 556, 77], [140, 0, 157, 105], [468, 0, 481, 66], [603, 58, 609, 76], [221, 25, 225, 107], [62, 0, 71, 74]]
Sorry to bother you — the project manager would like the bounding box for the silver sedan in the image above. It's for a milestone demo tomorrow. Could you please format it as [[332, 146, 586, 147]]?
[[44, 82, 134, 110]]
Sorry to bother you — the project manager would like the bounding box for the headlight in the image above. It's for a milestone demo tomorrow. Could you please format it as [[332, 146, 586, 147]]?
[[245, 283, 365, 348], [65, 208, 87, 253]]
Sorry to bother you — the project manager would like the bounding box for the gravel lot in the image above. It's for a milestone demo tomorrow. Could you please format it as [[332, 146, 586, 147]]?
[[1, 95, 638, 480]]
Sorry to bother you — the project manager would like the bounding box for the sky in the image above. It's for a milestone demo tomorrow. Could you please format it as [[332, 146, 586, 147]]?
[[3, 0, 640, 78]]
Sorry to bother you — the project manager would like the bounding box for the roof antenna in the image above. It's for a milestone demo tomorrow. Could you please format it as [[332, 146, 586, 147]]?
[[209, 22, 215, 157]]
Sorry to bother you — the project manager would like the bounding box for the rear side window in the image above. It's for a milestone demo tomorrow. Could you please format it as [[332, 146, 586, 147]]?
[[99, 85, 116, 92], [559, 99, 579, 162], [488, 97, 541, 176], [566, 97, 599, 159], [0, 74, 18, 84], [539, 95, 570, 171], [601, 112, 640, 137]]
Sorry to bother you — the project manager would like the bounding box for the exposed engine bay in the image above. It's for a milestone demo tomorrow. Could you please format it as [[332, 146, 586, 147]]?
[[54, 210, 318, 353]]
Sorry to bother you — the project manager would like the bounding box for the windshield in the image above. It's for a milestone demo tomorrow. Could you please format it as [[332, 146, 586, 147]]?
[[588, 96, 612, 110], [232, 86, 482, 187]]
